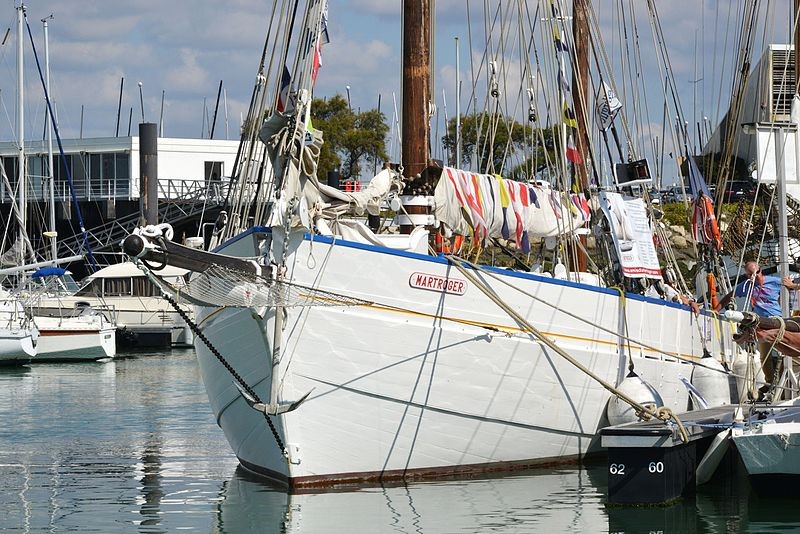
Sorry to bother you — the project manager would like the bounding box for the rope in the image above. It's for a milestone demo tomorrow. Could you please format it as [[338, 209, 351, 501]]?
[[452, 255, 731, 376], [444, 253, 689, 443]]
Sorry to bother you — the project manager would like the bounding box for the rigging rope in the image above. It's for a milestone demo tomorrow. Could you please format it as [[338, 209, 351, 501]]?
[[444, 252, 689, 442]]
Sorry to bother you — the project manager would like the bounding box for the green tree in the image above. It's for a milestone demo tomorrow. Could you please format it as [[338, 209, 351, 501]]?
[[311, 95, 389, 180], [442, 112, 556, 180]]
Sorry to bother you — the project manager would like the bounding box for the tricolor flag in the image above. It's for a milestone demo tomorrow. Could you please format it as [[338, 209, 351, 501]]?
[[277, 66, 292, 113], [595, 81, 622, 131], [566, 133, 582, 165]]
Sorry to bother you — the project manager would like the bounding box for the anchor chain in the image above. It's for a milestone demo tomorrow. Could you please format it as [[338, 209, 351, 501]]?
[[161, 293, 287, 457]]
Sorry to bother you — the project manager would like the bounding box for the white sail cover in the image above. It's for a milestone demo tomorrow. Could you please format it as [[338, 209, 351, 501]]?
[[434, 166, 590, 251]]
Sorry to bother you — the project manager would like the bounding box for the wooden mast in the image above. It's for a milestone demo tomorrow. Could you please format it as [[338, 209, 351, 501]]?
[[572, 0, 590, 272], [401, 0, 430, 180]]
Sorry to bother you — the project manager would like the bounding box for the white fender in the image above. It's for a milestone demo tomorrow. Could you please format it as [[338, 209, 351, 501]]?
[[731, 350, 764, 403], [690, 354, 731, 409], [606, 371, 663, 426]]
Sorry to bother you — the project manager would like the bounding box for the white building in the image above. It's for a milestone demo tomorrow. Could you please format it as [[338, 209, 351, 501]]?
[[704, 44, 800, 199], [0, 136, 240, 203]]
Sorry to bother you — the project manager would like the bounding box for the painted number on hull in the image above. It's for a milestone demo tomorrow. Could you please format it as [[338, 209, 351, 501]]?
[[609, 463, 625, 475], [409, 272, 467, 295], [648, 461, 664, 473]]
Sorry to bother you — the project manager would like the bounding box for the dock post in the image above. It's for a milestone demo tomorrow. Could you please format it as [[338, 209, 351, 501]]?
[[139, 122, 158, 225]]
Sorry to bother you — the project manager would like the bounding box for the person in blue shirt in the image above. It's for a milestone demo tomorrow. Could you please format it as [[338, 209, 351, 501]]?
[[717, 261, 796, 393]]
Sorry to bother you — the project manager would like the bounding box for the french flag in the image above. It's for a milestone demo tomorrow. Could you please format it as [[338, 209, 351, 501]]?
[[277, 66, 292, 113], [566, 133, 582, 165]]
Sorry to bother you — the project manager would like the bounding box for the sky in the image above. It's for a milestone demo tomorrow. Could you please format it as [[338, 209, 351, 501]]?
[[0, 0, 794, 176]]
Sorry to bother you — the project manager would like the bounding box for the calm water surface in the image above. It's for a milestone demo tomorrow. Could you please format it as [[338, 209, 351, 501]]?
[[1, 349, 798, 533]]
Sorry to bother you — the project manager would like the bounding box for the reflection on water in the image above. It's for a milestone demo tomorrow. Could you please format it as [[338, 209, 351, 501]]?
[[213, 466, 608, 533], [0, 349, 799, 532]]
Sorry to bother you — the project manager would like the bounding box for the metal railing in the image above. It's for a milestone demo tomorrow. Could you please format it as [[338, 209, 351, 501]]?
[[49, 180, 228, 260]]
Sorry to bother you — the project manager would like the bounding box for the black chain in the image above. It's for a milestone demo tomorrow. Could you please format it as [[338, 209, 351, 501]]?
[[162, 293, 287, 456]]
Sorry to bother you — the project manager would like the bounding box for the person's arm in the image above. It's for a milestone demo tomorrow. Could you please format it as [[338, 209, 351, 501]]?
[[756, 328, 800, 359]]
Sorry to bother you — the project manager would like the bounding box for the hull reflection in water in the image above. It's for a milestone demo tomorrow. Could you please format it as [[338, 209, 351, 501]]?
[[215, 465, 609, 533], [213, 461, 800, 534]]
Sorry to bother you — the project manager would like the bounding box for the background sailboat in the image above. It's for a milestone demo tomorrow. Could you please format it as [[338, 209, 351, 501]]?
[[1, 5, 116, 362]]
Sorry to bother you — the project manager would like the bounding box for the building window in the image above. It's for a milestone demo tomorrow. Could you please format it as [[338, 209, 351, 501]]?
[[115, 153, 130, 197]]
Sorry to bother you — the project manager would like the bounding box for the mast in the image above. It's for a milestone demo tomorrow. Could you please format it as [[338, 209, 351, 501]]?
[[401, 0, 430, 179], [16, 4, 25, 265], [455, 36, 461, 167], [43, 15, 56, 262], [572, 0, 589, 272]]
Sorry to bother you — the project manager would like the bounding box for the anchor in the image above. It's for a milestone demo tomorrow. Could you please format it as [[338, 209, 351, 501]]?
[[235, 382, 312, 415]]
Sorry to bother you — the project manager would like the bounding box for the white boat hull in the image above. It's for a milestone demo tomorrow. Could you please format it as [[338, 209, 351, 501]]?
[[194, 230, 737, 488], [37, 296, 193, 347], [33, 315, 116, 362], [734, 421, 800, 476], [0, 328, 37, 365]]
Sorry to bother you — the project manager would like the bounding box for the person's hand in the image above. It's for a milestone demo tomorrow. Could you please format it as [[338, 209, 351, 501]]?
[[783, 276, 796, 289], [689, 301, 700, 315], [756, 328, 779, 343]]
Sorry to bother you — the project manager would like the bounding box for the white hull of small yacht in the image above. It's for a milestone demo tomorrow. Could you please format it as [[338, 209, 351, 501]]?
[[0, 328, 37, 365], [38, 297, 193, 347], [193, 229, 737, 489], [33, 317, 116, 362], [733, 403, 800, 483]]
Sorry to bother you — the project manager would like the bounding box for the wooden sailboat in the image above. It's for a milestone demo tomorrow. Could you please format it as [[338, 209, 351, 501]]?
[[121, 0, 741, 489]]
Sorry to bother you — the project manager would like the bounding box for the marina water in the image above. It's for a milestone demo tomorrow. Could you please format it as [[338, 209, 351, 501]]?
[[1, 349, 797, 533]]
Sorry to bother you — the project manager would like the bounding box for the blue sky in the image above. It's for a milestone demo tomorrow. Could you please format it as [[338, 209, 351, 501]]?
[[0, 0, 793, 170]]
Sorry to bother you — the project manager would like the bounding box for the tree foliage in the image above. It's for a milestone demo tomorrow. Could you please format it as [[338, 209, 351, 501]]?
[[311, 95, 389, 180], [441, 112, 557, 181]]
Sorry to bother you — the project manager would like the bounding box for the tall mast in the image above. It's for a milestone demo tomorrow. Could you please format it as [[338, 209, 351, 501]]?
[[16, 4, 25, 265], [43, 15, 56, 262], [572, 0, 589, 272], [401, 0, 430, 179]]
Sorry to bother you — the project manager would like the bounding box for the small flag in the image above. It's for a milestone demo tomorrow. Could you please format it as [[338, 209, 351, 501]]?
[[557, 66, 570, 93], [595, 81, 622, 131], [566, 133, 582, 165], [563, 101, 578, 129], [553, 24, 570, 52], [277, 66, 292, 113], [320, 0, 330, 45], [496, 175, 511, 240], [311, 41, 322, 84]]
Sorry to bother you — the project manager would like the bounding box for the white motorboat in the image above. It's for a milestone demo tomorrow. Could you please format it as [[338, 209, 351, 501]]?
[[37, 262, 193, 348]]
